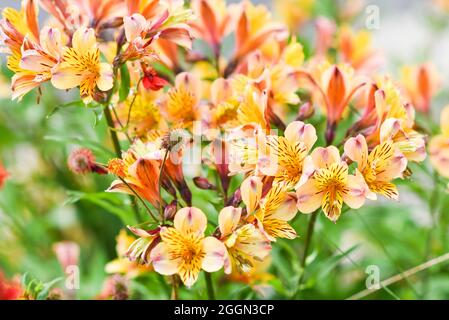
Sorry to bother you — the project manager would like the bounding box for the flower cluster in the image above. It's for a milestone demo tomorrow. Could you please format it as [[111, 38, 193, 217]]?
[[3, 0, 446, 291]]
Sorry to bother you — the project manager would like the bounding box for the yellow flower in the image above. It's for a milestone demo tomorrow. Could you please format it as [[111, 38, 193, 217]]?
[[51, 27, 113, 103], [337, 25, 381, 73], [241, 176, 298, 241], [345, 134, 407, 200], [150, 207, 226, 287], [265, 121, 317, 188], [274, 0, 314, 31], [296, 146, 374, 222], [114, 87, 165, 140], [164, 72, 202, 126], [218, 206, 271, 274], [429, 105, 449, 178]]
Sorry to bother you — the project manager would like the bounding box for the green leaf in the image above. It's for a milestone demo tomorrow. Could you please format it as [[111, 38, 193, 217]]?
[[46, 100, 84, 119], [119, 64, 131, 102], [65, 190, 136, 225]]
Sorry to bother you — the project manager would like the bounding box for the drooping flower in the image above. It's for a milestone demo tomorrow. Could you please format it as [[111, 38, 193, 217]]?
[[344, 134, 407, 200], [150, 207, 226, 287], [51, 27, 113, 103], [401, 63, 440, 114], [218, 206, 271, 274], [67, 148, 107, 175], [429, 105, 449, 178], [296, 146, 375, 222]]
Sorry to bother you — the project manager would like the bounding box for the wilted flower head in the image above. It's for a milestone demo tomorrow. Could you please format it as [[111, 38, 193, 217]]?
[[68, 148, 106, 175]]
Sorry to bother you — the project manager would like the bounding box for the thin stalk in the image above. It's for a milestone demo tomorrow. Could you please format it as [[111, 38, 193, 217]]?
[[294, 211, 318, 298], [204, 272, 216, 300], [171, 276, 179, 300], [118, 177, 158, 223], [159, 148, 169, 222], [103, 105, 122, 158], [422, 169, 440, 297]]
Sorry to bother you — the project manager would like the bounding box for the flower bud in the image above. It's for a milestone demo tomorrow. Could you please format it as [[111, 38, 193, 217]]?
[[193, 177, 216, 190], [296, 102, 314, 121], [164, 200, 178, 221]]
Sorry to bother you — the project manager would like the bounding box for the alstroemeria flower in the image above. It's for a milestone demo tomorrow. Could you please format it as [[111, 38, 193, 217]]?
[[296, 146, 375, 222], [150, 207, 226, 287], [190, 0, 231, 55], [429, 105, 449, 178], [218, 206, 271, 274], [345, 134, 407, 200], [107, 146, 161, 208], [401, 63, 440, 114], [106, 229, 152, 278], [337, 25, 382, 74], [380, 117, 426, 163], [264, 121, 317, 188], [241, 176, 299, 240], [1, 1, 63, 100], [164, 72, 202, 126], [228, 1, 288, 72], [311, 63, 365, 143], [51, 27, 113, 103]]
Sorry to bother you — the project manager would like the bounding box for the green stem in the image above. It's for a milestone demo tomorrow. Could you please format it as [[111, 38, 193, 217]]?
[[204, 272, 216, 300], [422, 170, 440, 297], [294, 211, 318, 298], [104, 105, 142, 223]]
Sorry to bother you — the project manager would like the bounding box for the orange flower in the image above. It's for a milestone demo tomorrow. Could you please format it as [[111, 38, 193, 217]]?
[[401, 63, 440, 114], [312, 63, 365, 143], [107, 145, 161, 208]]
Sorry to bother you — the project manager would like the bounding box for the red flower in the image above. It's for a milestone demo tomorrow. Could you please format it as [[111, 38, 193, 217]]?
[[0, 271, 22, 300], [142, 69, 168, 91], [0, 162, 8, 189]]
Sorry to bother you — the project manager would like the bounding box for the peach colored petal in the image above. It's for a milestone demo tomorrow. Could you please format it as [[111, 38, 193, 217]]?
[[218, 206, 242, 237], [296, 179, 323, 213], [284, 121, 317, 151], [202, 237, 226, 272], [150, 242, 178, 275], [241, 176, 263, 214], [174, 207, 207, 236], [344, 134, 368, 171]]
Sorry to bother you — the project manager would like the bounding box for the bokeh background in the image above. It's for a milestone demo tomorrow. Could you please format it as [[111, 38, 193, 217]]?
[[1, 0, 449, 299]]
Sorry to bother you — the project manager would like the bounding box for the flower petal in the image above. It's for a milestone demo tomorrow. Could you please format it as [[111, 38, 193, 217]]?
[[202, 236, 226, 272], [150, 242, 178, 276], [174, 207, 207, 236], [241, 176, 263, 214], [296, 179, 323, 213], [218, 206, 242, 237]]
